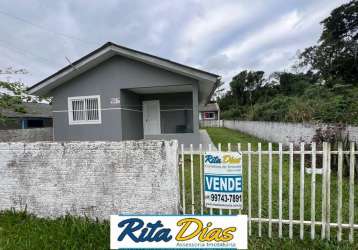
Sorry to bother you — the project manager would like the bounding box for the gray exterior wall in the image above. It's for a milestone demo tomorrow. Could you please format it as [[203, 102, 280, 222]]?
[[120, 90, 143, 140], [142, 92, 193, 134], [50, 55, 200, 143]]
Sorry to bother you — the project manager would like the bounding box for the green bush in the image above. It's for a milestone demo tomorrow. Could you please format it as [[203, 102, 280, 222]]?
[[220, 85, 358, 125], [249, 96, 292, 121], [221, 107, 244, 120]]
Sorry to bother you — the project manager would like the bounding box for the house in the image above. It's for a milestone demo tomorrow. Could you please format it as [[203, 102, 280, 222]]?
[[0, 102, 52, 130], [199, 103, 220, 121], [27, 42, 220, 145]]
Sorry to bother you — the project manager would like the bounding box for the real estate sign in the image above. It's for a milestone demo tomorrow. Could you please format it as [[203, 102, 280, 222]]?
[[204, 151, 243, 209], [110, 215, 248, 249]]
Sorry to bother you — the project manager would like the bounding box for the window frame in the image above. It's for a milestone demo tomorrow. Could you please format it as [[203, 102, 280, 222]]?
[[68, 95, 102, 125], [204, 111, 216, 120]]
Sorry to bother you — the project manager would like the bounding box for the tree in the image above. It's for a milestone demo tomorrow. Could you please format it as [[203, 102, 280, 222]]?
[[246, 70, 265, 106], [0, 67, 30, 122], [269, 71, 318, 95], [229, 70, 265, 107], [230, 71, 247, 107], [299, 0, 358, 85], [211, 81, 225, 101]]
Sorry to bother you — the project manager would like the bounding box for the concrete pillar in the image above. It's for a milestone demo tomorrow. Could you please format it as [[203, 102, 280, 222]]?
[[192, 82, 199, 133]]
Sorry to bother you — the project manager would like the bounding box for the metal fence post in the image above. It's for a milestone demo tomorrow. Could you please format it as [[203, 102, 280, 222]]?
[[321, 142, 327, 240]]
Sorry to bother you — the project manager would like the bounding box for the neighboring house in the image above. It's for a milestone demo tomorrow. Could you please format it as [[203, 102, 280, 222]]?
[[0, 103, 53, 129], [199, 103, 220, 121], [28, 42, 220, 145]]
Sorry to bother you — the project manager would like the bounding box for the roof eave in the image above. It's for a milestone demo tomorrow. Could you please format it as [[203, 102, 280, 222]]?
[[27, 42, 220, 96], [205, 78, 221, 104]]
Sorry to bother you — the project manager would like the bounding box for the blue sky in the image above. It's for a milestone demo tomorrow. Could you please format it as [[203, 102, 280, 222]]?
[[0, 0, 348, 87]]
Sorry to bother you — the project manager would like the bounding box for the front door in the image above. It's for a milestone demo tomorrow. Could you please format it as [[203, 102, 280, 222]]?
[[142, 100, 161, 135]]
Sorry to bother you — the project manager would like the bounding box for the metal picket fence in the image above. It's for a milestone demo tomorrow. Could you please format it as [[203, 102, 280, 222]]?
[[179, 142, 357, 242]]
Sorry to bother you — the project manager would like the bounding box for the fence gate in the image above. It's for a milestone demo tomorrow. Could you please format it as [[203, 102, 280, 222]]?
[[179, 142, 357, 242]]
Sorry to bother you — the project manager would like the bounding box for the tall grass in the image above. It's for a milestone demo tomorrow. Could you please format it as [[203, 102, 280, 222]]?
[[0, 209, 109, 250]]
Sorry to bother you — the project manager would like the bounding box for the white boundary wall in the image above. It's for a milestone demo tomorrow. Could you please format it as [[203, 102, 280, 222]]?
[[222, 120, 358, 145], [200, 120, 223, 128], [0, 140, 179, 219]]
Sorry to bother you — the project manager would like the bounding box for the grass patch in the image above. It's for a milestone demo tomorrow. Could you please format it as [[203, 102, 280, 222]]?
[[0, 210, 109, 250], [1, 210, 356, 250]]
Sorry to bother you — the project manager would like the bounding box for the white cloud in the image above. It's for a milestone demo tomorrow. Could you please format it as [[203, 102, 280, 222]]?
[[214, 0, 346, 81], [0, 0, 348, 87], [175, 1, 265, 61], [222, 11, 301, 58]]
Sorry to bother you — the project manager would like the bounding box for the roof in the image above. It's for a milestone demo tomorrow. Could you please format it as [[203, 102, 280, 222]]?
[[0, 103, 52, 118], [27, 42, 221, 103], [199, 103, 220, 112]]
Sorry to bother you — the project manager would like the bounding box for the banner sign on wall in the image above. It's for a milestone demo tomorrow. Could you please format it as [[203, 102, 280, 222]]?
[[204, 151, 243, 209], [110, 215, 247, 249]]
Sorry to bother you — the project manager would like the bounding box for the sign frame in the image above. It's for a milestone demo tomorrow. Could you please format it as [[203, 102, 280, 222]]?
[[204, 151, 243, 210]]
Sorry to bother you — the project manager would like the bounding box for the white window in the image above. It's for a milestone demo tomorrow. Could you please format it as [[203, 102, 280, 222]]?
[[68, 95, 101, 125]]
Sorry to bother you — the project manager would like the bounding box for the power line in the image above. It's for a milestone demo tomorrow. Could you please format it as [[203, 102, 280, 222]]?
[[0, 39, 57, 66], [0, 52, 49, 82], [0, 40, 60, 77], [0, 9, 99, 46]]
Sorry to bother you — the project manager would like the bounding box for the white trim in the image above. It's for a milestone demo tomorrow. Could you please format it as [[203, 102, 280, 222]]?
[[121, 108, 142, 112], [53, 107, 191, 113], [160, 108, 192, 112], [54, 107, 140, 113], [68, 95, 101, 125]]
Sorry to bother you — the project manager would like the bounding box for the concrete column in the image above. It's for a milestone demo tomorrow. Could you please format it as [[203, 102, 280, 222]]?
[[192, 82, 199, 133]]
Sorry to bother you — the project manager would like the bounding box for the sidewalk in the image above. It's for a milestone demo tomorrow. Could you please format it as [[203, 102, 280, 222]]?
[[184, 129, 217, 151]]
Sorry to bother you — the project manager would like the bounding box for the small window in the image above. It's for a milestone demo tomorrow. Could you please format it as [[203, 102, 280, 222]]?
[[27, 119, 44, 128], [68, 95, 101, 125], [204, 112, 215, 120]]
